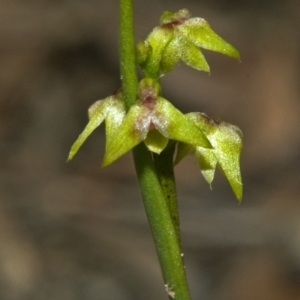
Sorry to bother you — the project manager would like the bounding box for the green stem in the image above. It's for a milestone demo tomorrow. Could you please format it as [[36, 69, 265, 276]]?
[[133, 144, 191, 300], [153, 141, 181, 246], [119, 0, 138, 110], [119, 1, 192, 299]]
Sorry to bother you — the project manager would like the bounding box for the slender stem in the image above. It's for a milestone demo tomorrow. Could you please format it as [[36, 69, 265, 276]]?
[[119, 0, 138, 110], [119, 1, 192, 299], [133, 144, 191, 300]]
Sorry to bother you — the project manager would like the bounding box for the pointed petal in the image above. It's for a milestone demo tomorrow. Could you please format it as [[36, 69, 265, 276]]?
[[194, 147, 217, 188], [180, 38, 210, 72], [144, 130, 169, 154], [68, 99, 109, 161], [153, 97, 212, 148], [209, 123, 243, 200], [102, 105, 150, 166], [179, 18, 240, 60]]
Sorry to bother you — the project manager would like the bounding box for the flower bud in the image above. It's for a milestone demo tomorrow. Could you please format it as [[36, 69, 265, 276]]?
[[138, 9, 240, 77]]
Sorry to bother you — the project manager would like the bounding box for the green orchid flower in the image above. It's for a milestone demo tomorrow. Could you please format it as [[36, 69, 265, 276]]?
[[175, 112, 243, 201], [102, 78, 212, 166], [136, 8, 240, 78], [68, 91, 126, 161]]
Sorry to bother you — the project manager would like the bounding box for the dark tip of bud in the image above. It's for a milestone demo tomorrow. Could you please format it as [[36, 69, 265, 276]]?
[[160, 8, 190, 27]]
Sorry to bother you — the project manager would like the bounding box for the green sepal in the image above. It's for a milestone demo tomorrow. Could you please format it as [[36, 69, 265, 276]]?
[[103, 98, 126, 147], [160, 36, 210, 75], [155, 97, 212, 148], [68, 95, 125, 161], [180, 38, 210, 72], [178, 18, 240, 60], [187, 112, 243, 200], [102, 104, 148, 166], [144, 130, 169, 154]]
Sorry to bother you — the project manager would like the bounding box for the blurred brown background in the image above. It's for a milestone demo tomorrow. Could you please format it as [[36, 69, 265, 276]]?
[[0, 0, 300, 299]]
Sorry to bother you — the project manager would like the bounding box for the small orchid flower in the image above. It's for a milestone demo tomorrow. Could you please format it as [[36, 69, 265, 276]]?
[[102, 78, 212, 166], [175, 112, 243, 201], [137, 8, 240, 78], [68, 90, 125, 161]]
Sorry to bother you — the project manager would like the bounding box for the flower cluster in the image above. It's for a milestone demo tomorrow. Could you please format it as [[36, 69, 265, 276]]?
[[103, 78, 211, 166], [68, 79, 212, 165]]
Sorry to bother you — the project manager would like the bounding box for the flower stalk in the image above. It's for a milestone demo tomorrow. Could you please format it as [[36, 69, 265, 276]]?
[[120, 1, 192, 299]]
